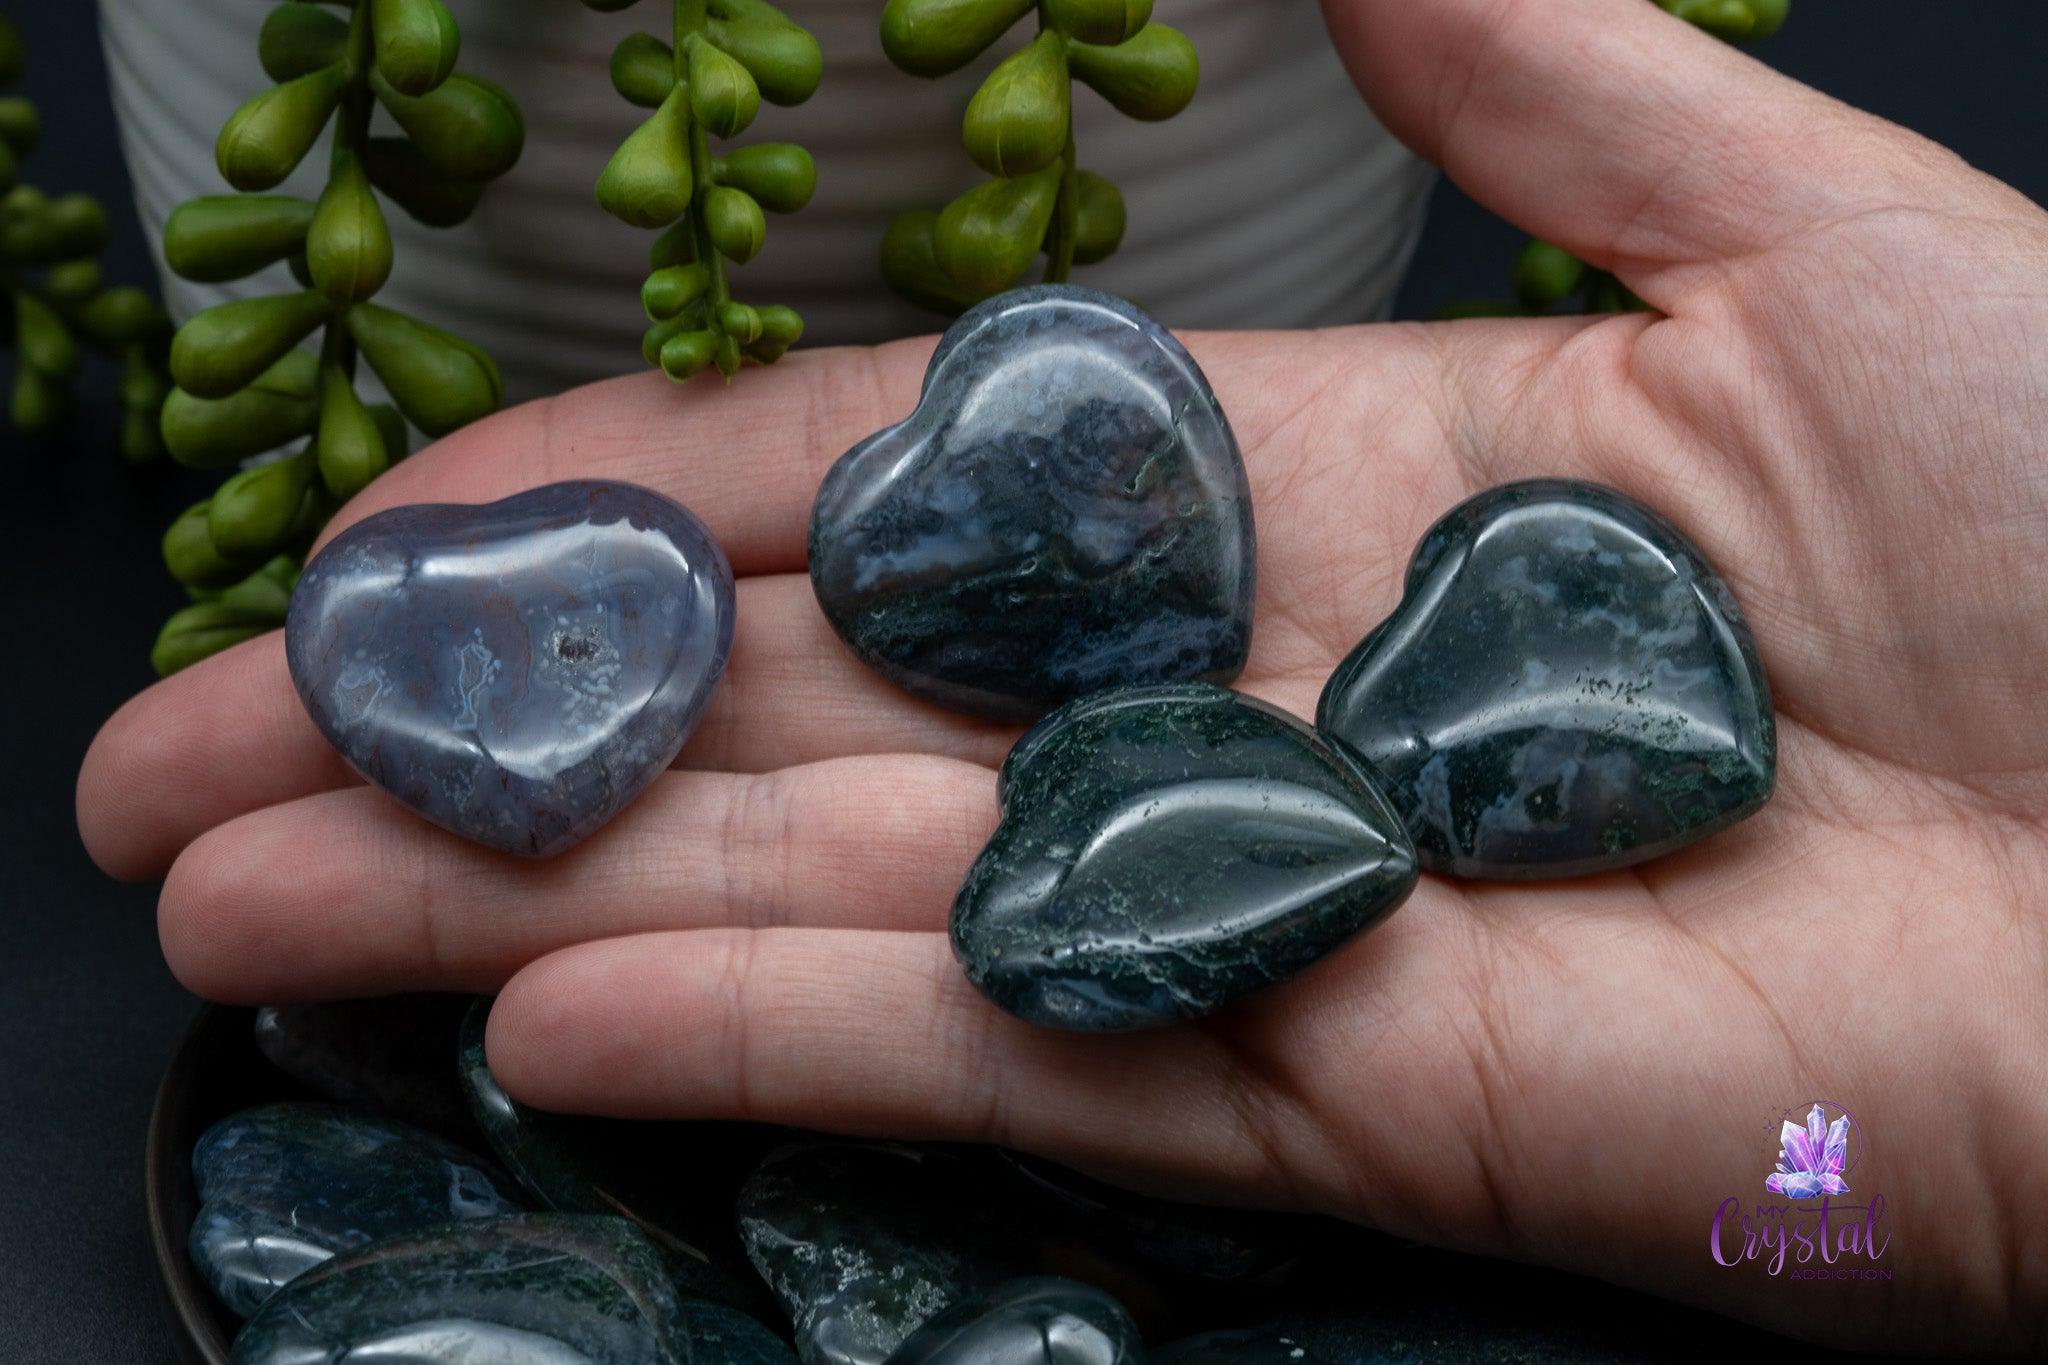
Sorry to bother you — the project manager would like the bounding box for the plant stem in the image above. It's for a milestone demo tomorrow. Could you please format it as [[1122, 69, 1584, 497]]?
[[675, 0, 739, 374], [1034, 4, 1078, 284], [321, 0, 379, 387]]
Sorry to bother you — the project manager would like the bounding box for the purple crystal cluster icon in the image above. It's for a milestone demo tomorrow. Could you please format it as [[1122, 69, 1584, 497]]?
[[1766, 1104, 1851, 1198]]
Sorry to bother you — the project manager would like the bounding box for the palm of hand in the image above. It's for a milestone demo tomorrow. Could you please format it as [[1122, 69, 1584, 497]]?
[[79, 0, 2047, 1353]]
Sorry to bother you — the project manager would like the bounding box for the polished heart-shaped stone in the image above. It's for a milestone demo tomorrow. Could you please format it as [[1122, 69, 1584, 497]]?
[[231, 1214, 794, 1365], [884, 1278, 1143, 1365], [1317, 479, 1774, 880], [189, 1103, 523, 1317], [808, 285, 1256, 723], [287, 481, 735, 857], [952, 684, 1419, 1032], [737, 1142, 1017, 1365]]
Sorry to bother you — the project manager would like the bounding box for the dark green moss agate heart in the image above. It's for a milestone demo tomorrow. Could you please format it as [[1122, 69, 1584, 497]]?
[[1317, 479, 1775, 880], [807, 285, 1255, 723], [951, 684, 1418, 1032]]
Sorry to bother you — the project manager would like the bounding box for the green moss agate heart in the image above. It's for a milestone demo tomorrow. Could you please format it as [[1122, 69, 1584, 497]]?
[[1316, 479, 1775, 880], [808, 285, 1255, 723], [951, 683, 1418, 1032]]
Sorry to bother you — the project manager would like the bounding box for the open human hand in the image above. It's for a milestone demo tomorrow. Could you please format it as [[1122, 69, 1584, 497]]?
[[79, 0, 2046, 1352]]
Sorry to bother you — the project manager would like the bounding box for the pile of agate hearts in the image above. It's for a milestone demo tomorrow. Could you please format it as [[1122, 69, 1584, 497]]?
[[951, 683, 1419, 1031], [285, 480, 734, 858], [808, 284, 1256, 722], [1317, 479, 1775, 880]]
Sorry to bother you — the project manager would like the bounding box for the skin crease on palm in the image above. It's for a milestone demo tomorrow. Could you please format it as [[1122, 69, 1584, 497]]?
[[73, 0, 2046, 1353]]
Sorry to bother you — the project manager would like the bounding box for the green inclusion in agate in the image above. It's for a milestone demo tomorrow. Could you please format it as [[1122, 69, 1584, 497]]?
[[1316, 479, 1775, 880], [951, 683, 1419, 1032]]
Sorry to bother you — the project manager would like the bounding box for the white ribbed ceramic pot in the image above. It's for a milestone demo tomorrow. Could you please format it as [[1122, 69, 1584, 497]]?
[[99, 0, 1432, 403]]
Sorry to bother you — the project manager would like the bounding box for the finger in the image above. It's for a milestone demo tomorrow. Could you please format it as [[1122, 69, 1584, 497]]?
[[78, 576, 1014, 881], [1320, 0, 1958, 283], [485, 927, 1334, 1196], [319, 338, 936, 577], [156, 755, 998, 1004]]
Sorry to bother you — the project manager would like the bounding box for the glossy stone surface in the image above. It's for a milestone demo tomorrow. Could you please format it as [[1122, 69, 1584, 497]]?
[[998, 1149, 1296, 1285], [190, 1103, 522, 1317], [883, 1277, 1142, 1365], [809, 285, 1255, 723], [1154, 1327, 1335, 1364], [952, 683, 1419, 1031], [254, 994, 476, 1137], [231, 1214, 795, 1365], [456, 1000, 779, 1316], [737, 1142, 1016, 1365], [1317, 479, 1774, 880], [287, 480, 735, 857]]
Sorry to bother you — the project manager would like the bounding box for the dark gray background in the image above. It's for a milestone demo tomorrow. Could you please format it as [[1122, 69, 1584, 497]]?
[[3, 3, 2042, 1358]]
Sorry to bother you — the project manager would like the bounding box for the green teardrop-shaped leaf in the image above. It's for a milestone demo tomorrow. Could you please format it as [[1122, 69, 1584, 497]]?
[[881, 208, 993, 315], [15, 289, 80, 379], [170, 292, 332, 399], [121, 357, 171, 416], [160, 350, 321, 469], [610, 32, 676, 108], [217, 64, 350, 192], [642, 264, 710, 321], [717, 301, 763, 345], [1042, 0, 1151, 46], [686, 33, 761, 139], [713, 143, 815, 214], [346, 302, 502, 436], [371, 0, 461, 96], [209, 451, 317, 558], [164, 501, 254, 588], [11, 193, 113, 265], [1067, 24, 1198, 121], [1512, 239, 1586, 310], [307, 149, 395, 304], [362, 137, 484, 227], [755, 304, 802, 346], [0, 16, 25, 89], [963, 30, 1069, 177], [373, 72, 525, 183], [44, 258, 103, 305], [704, 19, 821, 106], [705, 186, 766, 263], [658, 328, 717, 382], [642, 315, 688, 368], [597, 86, 693, 229], [933, 165, 1061, 295], [1070, 169, 1125, 265], [10, 364, 66, 432], [122, 405, 168, 462], [164, 195, 317, 283], [369, 403, 410, 460], [649, 220, 697, 270], [315, 363, 390, 500], [0, 95, 39, 156], [151, 557, 300, 675], [72, 287, 171, 350], [259, 3, 350, 82], [881, 0, 1036, 77]]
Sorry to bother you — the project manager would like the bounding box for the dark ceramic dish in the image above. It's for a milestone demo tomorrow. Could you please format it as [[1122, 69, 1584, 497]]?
[[148, 1006, 253, 1365]]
